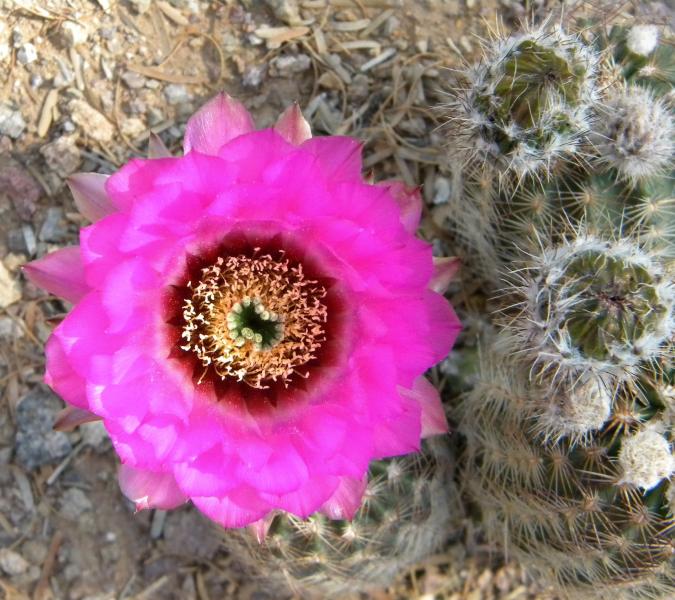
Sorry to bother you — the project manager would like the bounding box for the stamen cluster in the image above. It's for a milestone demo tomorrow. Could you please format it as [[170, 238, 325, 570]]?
[[181, 252, 328, 389]]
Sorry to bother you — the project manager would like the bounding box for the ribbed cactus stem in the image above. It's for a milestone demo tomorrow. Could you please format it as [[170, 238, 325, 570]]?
[[509, 236, 674, 384], [223, 439, 460, 598]]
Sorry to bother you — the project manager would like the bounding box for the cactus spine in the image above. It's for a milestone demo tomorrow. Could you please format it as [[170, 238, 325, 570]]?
[[442, 20, 675, 600], [225, 439, 459, 598]]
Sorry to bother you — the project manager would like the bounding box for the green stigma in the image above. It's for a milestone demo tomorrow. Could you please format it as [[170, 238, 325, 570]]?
[[226, 296, 284, 351]]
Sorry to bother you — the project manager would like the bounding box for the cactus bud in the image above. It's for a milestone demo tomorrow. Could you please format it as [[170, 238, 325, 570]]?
[[618, 428, 674, 490], [626, 25, 660, 57], [594, 85, 674, 182]]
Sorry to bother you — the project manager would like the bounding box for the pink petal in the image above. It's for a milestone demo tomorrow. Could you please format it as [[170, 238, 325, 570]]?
[[45, 334, 89, 409], [319, 475, 367, 520], [53, 406, 101, 431], [23, 247, 89, 303], [192, 494, 269, 528], [118, 464, 188, 511], [402, 376, 449, 438], [236, 442, 309, 495], [248, 514, 275, 543], [67, 173, 116, 222], [148, 132, 172, 158], [183, 93, 255, 156], [429, 257, 461, 294], [378, 180, 423, 233], [274, 103, 312, 145], [300, 136, 363, 181]]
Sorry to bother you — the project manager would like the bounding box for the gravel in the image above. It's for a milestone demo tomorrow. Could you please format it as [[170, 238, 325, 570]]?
[[0, 261, 21, 309], [60, 487, 94, 519], [68, 99, 116, 143], [39, 207, 69, 243], [0, 158, 41, 219], [164, 84, 191, 105], [14, 386, 73, 471], [0, 548, 30, 576], [40, 135, 82, 178], [0, 104, 26, 138], [17, 42, 37, 65]]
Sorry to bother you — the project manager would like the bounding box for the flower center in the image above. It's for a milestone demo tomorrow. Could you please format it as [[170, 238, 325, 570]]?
[[180, 252, 328, 389]]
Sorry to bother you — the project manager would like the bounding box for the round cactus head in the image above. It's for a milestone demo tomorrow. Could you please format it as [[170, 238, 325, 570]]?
[[445, 25, 598, 183], [513, 236, 675, 383]]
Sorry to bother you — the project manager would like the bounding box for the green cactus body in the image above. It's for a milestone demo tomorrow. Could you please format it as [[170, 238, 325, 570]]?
[[519, 238, 674, 374], [460, 348, 675, 600], [442, 23, 674, 593], [445, 26, 597, 183], [225, 439, 458, 598], [440, 24, 674, 279]]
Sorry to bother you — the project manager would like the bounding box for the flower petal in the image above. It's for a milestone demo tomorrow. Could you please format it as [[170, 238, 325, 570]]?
[[67, 173, 116, 222], [23, 247, 90, 303], [319, 475, 367, 520], [118, 463, 188, 510], [148, 132, 172, 158], [53, 406, 101, 431], [378, 180, 423, 234], [300, 136, 363, 181], [183, 93, 255, 156], [193, 493, 269, 528], [273, 103, 312, 145], [430, 257, 461, 294], [248, 514, 275, 543], [403, 376, 449, 438], [45, 333, 89, 409]]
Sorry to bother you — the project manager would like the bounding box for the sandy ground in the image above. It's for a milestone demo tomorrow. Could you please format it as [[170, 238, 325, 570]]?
[[0, 1, 670, 599]]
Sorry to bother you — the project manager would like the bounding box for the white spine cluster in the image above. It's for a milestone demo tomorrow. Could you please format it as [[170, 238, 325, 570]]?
[[444, 25, 598, 182], [594, 85, 674, 182], [626, 24, 660, 57], [534, 375, 612, 445], [618, 428, 674, 490]]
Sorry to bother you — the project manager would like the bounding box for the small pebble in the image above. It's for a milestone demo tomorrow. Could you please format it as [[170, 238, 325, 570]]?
[[0, 549, 29, 576], [242, 65, 266, 88], [41, 136, 82, 178], [61, 21, 89, 46], [129, 0, 151, 13], [17, 43, 37, 65], [60, 488, 94, 520], [0, 104, 26, 139], [81, 421, 110, 451], [0, 261, 20, 308], [432, 177, 452, 205], [120, 117, 146, 139], [0, 316, 23, 339], [39, 207, 69, 243], [0, 159, 41, 218], [68, 99, 115, 142], [29, 73, 43, 88], [270, 53, 311, 77], [7, 224, 36, 256], [164, 84, 190, 105], [121, 70, 146, 89], [264, 0, 301, 25]]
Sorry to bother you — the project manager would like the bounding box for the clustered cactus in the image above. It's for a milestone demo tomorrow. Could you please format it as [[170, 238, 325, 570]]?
[[226, 440, 459, 598], [443, 20, 675, 600]]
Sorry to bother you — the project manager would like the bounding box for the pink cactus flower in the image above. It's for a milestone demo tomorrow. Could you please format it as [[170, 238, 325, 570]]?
[[24, 95, 461, 529]]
